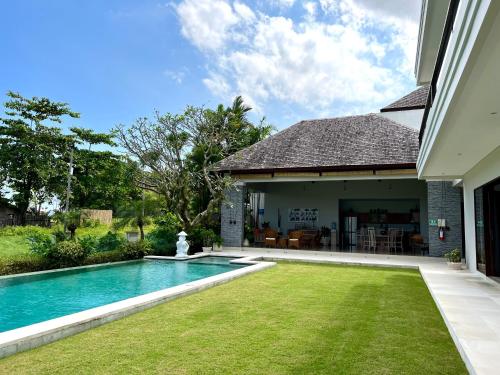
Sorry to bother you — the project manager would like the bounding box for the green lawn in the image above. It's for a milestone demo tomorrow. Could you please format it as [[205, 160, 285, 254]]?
[[0, 263, 466, 374]]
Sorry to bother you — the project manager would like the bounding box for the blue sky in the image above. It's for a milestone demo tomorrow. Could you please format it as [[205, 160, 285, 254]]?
[[0, 0, 421, 133]]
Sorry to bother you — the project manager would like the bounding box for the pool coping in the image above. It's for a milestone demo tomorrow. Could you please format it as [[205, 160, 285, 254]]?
[[0, 254, 275, 359]]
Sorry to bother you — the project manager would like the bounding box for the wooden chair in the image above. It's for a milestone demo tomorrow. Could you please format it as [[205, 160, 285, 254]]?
[[253, 228, 265, 247], [288, 230, 303, 249], [264, 229, 279, 248]]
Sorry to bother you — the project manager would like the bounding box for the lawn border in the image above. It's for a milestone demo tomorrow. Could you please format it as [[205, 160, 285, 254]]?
[[0, 255, 275, 359]]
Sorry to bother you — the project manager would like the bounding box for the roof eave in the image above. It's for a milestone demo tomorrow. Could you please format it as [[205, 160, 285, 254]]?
[[218, 163, 417, 175], [380, 105, 426, 113]]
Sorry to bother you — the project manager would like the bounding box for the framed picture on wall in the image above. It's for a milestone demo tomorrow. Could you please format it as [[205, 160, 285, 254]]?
[[288, 208, 319, 223]]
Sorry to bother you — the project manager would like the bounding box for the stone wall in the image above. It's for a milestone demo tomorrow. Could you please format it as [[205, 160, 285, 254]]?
[[220, 185, 246, 247], [427, 181, 463, 257]]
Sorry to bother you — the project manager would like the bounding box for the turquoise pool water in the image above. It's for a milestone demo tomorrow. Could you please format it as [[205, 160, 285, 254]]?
[[0, 257, 244, 333]]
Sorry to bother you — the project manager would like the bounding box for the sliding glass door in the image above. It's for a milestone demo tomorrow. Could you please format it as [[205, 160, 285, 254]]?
[[475, 177, 500, 276]]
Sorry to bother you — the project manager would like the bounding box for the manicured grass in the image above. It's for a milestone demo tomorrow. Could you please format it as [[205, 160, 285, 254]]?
[[0, 263, 466, 374]]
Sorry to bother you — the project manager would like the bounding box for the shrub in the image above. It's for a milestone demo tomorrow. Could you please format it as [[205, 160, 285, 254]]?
[[444, 248, 461, 263], [83, 250, 124, 265], [121, 240, 152, 260], [97, 232, 125, 252], [78, 235, 99, 254], [81, 218, 100, 228], [146, 213, 181, 256], [26, 232, 55, 257], [0, 255, 54, 276], [188, 227, 222, 253], [0, 225, 49, 237], [52, 241, 90, 265], [52, 229, 68, 242]]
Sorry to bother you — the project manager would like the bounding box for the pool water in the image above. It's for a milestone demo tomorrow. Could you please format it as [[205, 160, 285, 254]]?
[[0, 257, 244, 333]]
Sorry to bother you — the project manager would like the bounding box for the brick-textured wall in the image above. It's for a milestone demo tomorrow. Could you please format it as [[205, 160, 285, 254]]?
[[427, 181, 463, 257], [220, 185, 246, 247]]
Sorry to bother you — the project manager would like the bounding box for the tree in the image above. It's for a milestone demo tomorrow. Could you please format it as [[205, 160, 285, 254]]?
[[114, 192, 163, 240], [0, 91, 79, 223], [116, 96, 272, 231]]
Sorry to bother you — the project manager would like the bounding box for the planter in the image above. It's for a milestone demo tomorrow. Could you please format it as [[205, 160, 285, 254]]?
[[243, 239, 250, 247], [213, 244, 223, 252], [447, 262, 462, 270], [202, 246, 212, 253], [126, 231, 139, 243]]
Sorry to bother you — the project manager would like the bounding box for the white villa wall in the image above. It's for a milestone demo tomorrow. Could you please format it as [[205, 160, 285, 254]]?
[[254, 179, 428, 241], [378, 109, 425, 131], [462, 146, 500, 272]]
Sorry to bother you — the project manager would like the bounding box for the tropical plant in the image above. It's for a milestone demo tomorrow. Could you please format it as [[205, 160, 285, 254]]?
[[444, 248, 461, 263], [78, 235, 99, 254], [53, 209, 82, 239], [188, 227, 222, 252], [97, 232, 125, 252], [113, 192, 161, 240], [146, 212, 181, 255], [121, 240, 152, 260], [52, 241, 89, 265], [27, 232, 55, 257], [115, 96, 272, 231]]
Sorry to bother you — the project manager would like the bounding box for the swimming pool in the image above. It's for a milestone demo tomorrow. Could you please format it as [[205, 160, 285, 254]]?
[[0, 257, 245, 333]]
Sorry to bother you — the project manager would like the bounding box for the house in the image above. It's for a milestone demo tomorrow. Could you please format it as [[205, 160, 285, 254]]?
[[0, 198, 18, 227], [216, 86, 464, 256], [416, 0, 500, 274]]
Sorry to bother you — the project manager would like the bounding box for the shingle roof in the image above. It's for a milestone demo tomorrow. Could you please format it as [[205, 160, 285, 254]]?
[[380, 85, 429, 112], [215, 114, 419, 172]]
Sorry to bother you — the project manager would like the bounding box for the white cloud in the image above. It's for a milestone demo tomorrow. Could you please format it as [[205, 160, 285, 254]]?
[[164, 69, 187, 84], [271, 0, 296, 8], [176, 0, 420, 118], [175, 0, 239, 51], [233, 1, 256, 22]]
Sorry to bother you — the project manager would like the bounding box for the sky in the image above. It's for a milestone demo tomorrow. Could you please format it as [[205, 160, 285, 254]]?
[[0, 0, 422, 133]]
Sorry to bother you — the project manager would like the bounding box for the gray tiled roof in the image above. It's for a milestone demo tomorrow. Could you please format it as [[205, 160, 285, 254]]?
[[380, 85, 429, 112], [215, 113, 419, 172]]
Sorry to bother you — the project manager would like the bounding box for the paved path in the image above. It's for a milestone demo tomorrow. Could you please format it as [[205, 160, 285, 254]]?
[[215, 247, 500, 375]]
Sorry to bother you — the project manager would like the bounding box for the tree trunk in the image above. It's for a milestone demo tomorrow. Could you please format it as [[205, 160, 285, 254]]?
[[138, 218, 145, 240]]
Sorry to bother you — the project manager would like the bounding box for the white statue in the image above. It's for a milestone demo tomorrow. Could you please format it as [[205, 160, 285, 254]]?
[[176, 231, 189, 258]]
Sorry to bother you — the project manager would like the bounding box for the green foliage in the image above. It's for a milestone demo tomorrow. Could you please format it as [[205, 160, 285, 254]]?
[[444, 248, 461, 263], [146, 213, 181, 255], [113, 192, 160, 240], [26, 232, 55, 257], [70, 152, 141, 211], [121, 240, 152, 260], [78, 235, 99, 254], [116, 96, 273, 231], [97, 232, 125, 252], [188, 227, 222, 252], [0, 254, 54, 276], [52, 241, 90, 265], [82, 250, 124, 266], [0, 91, 79, 220], [0, 225, 48, 237], [81, 218, 100, 228]]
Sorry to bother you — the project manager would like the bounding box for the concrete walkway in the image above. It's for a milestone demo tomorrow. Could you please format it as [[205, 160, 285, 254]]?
[[216, 247, 500, 375]]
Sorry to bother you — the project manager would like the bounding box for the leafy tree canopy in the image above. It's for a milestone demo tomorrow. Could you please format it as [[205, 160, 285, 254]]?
[[116, 96, 272, 230]]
